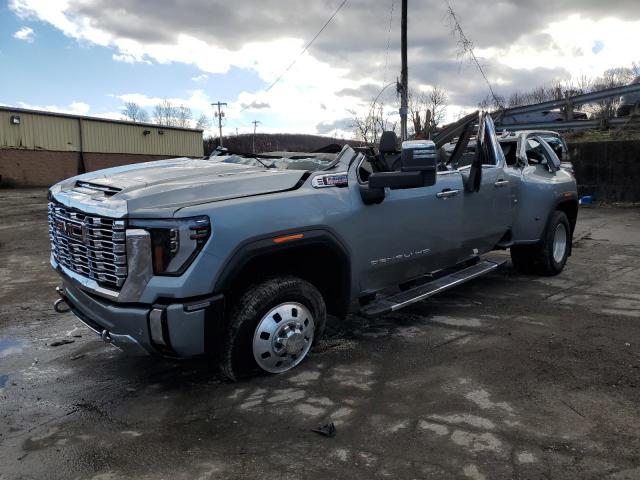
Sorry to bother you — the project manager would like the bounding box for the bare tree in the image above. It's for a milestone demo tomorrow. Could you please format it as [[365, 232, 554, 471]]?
[[478, 93, 506, 112], [587, 67, 636, 118], [153, 99, 178, 126], [175, 104, 192, 128], [505, 76, 590, 110], [122, 102, 149, 122], [409, 86, 448, 139], [350, 103, 397, 145], [195, 113, 210, 130], [482, 63, 639, 120], [571, 74, 593, 95]]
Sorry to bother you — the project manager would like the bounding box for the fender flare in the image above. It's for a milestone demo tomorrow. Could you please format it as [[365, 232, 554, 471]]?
[[213, 227, 351, 296], [552, 193, 579, 231]]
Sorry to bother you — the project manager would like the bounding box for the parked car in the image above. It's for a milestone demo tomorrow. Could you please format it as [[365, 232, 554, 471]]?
[[50, 113, 578, 379]]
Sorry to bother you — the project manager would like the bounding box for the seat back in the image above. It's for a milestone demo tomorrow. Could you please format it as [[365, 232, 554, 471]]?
[[379, 131, 401, 171]]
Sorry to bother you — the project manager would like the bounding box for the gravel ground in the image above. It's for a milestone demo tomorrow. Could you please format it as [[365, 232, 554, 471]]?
[[1, 188, 639, 480]]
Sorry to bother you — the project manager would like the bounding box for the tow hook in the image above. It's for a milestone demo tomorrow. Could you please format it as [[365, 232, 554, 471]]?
[[54, 287, 71, 313]]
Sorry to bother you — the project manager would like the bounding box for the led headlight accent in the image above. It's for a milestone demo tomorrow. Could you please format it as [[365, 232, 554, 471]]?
[[130, 216, 210, 275]]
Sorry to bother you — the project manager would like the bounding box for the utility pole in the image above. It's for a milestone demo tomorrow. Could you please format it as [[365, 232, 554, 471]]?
[[252, 120, 261, 154], [399, 0, 408, 141], [212, 101, 227, 147]]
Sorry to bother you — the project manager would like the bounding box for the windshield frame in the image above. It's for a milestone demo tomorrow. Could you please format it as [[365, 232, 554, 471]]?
[[210, 150, 343, 173]]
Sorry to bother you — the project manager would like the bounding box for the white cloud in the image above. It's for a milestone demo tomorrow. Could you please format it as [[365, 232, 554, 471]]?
[[17, 100, 91, 115], [9, 0, 640, 136], [115, 90, 212, 111], [476, 15, 640, 80], [8, 0, 376, 136], [92, 111, 127, 121], [69, 101, 91, 115], [13, 26, 35, 43]]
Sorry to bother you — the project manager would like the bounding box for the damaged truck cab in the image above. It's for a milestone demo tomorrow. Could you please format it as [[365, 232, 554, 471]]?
[[50, 113, 577, 379]]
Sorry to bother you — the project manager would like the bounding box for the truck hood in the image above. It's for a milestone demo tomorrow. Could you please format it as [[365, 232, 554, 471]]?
[[50, 157, 308, 217]]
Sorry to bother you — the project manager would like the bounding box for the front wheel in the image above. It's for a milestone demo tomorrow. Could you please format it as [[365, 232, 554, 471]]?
[[510, 211, 571, 276], [221, 276, 326, 380]]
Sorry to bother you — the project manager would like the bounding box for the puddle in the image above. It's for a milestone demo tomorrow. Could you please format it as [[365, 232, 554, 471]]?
[[0, 374, 8, 388], [0, 338, 25, 358]]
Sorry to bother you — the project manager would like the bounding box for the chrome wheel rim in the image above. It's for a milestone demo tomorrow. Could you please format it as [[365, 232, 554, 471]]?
[[252, 302, 315, 373], [553, 223, 568, 263]]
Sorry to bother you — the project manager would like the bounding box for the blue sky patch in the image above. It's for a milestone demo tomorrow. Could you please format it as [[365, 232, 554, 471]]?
[[592, 40, 605, 54]]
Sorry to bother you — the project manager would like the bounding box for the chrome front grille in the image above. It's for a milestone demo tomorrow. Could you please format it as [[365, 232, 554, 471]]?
[[48, 202, 127, 290]]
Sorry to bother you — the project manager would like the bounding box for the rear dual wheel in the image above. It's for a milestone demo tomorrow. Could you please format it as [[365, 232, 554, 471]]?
[[221, 276, 326, 380]]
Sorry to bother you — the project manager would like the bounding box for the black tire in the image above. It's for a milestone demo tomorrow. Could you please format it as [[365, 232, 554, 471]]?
[[510, 210, 571, 276], [221, 276, 326, 381]]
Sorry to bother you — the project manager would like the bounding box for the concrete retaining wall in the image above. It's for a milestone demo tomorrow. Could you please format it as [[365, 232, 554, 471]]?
[[0, 149, 181, 187], [568, 140, 640, 203]]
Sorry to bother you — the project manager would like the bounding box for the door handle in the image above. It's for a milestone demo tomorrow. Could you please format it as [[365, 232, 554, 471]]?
[[436, 189, 460, 199], [494, 180, 509, 188]]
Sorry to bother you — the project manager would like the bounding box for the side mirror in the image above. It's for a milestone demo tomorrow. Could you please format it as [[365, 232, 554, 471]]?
[[361, 171, 425, 205], [369, 171, 425, 189], [400, 140, 437, 184], [359, 140, 438, 205]]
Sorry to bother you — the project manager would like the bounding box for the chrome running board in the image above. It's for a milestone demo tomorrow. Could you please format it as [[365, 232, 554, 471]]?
[[360, 258, 506, 318]]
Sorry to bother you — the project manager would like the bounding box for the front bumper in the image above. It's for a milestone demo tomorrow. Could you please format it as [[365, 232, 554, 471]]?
[[56, 280, 224, 358]]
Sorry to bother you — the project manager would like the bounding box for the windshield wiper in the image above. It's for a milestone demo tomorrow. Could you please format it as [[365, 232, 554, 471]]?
[[253, 157, 277, 169]]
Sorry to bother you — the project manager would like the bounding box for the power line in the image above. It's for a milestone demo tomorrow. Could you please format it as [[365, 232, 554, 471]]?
[[443, 0, 503, 109], [239, 0, 349, 114], [382, 0, 395, 85]]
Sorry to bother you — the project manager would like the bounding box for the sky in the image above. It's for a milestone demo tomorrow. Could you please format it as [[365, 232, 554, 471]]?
[[0, 0, 639, 138]]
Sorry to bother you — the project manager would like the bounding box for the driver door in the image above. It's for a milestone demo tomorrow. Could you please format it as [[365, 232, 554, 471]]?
[[458, 115, 515, 255], [349, 157, 465, 294]]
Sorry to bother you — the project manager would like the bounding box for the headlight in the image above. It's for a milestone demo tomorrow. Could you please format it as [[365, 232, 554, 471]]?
[[129, 216, 211, 275]]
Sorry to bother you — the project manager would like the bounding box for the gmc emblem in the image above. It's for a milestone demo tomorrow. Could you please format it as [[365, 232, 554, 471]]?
[[55, 219, 66, 233], [55, 219, 85, 240]]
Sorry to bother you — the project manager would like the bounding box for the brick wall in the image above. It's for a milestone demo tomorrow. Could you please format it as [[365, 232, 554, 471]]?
[[0, 149, 184, 187], [0, 149, 80, 187], [82, 152, 179, 172]]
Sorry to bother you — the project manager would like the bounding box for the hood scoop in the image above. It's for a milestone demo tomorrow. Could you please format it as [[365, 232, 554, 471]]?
[[75, 181, 122, 197]]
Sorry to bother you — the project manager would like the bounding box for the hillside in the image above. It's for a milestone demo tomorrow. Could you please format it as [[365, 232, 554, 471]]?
[[204, 133, 362, 155]]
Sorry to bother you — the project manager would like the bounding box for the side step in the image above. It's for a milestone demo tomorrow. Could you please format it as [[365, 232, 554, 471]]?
[[360, 258, 506, 318]]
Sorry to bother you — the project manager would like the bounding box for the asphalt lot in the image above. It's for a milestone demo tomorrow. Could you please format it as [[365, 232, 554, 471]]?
[[1, 188, 640, 480]]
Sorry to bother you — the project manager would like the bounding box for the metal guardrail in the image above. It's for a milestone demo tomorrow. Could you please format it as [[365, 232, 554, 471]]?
[[433, 83, 640, 144], [494, 83, 640, 118], [497, 117, 640, 132]]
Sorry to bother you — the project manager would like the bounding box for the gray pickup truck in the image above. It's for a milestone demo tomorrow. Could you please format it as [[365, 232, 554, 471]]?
[[50, 113, 578, 379]]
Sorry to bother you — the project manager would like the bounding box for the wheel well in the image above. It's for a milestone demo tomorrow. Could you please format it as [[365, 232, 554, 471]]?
[[556, 199, 578, 234], [223, 243, 351, 318]]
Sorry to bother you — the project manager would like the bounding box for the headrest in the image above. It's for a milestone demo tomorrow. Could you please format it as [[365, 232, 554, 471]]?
[[379, 131, 398, 154]]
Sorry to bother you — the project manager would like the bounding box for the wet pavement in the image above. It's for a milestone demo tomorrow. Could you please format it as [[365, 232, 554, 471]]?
[[1, 189, 640, 479]]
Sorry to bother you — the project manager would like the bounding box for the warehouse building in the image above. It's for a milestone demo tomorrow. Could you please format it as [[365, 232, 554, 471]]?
[[0, 106, 204, 187]]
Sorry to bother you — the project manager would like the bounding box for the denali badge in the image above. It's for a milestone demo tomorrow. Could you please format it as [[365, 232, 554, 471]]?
[[312, 172, 348, 188], [371, 248, 431, 266]]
